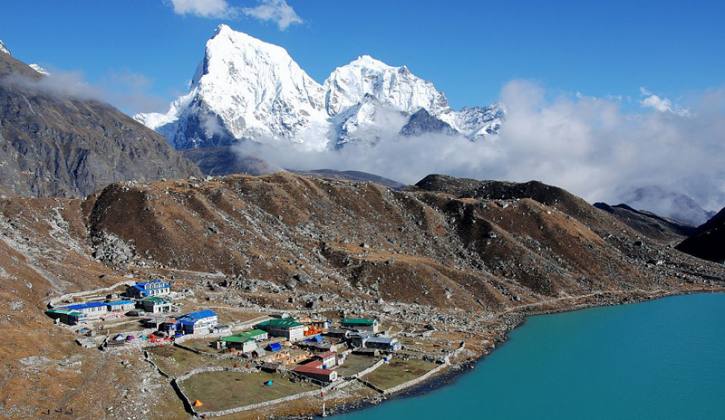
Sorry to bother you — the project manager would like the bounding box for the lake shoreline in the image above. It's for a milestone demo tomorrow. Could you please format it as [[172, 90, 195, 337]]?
[[323, 286, 725, 419]]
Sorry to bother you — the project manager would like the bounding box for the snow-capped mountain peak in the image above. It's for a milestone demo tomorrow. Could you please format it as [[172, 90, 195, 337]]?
[[0, 40, 10, 55], [135, 26, 505, 151], [136, 25, 328, 150], [28, 63, 50, 76], [324, 54, 449, 117]]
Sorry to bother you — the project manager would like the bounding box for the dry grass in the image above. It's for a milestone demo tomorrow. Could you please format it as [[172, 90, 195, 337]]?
[[362, 358, 437, 390], [335, 354, 380, 377], [179, 371, 317, 413], [147, 346, 240, 377], [179, 338, 218, 353]]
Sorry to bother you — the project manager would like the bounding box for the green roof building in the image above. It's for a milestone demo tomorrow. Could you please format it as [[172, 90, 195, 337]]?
[[46, 309, 84, 325], [218, 329, 269, 352], [256, 318, 303, 329], [220, 329, 269, 343], [255, 318, 306, 342], [341, 318, 380, 332], [141, 296, 171, 314]]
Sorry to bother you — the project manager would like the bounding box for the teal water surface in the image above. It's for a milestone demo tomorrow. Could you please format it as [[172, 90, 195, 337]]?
[[336, 293, 725, 420]]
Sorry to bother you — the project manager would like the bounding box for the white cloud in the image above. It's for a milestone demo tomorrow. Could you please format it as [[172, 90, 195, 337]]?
[[1, 68, 167, 115], [165, 0, 303, 30], [242, 0, 303, 30], [1, 70, 101, 99], [234, 81, 725, 215], [640, 87, 690, 116], [169, 0, 234, 18]]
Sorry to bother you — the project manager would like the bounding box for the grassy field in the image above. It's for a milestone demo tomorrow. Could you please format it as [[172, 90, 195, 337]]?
[[97, 320, 145, 336], [362, 358, 438, 390], [179, 338, 218, 353], [335, 354, 380, 377], [147, 346, 241, 377], [180, 371, 317, 412]]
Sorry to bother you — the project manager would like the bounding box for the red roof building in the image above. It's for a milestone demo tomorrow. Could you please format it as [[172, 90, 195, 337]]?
[[314, 351, 337, 369], [293, 360, 338, 383]]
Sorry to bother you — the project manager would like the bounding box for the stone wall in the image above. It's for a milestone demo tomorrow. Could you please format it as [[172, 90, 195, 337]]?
[[382, 362, 449, 396], [47, 280, 136, 307]]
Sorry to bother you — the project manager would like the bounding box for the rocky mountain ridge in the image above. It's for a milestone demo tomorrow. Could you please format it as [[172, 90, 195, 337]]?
[[0, 43, 200, 198], [676, 207, 725, 263], [593, 202, 696, 244]]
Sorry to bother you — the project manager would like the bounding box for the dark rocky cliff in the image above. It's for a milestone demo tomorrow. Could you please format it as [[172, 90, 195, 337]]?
[[677, 208, 725, 263], [0, 49, 199, 197]]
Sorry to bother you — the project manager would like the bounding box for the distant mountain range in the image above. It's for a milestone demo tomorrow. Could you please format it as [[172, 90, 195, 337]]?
[[620, 186, 716, 227], [0, 42, 199, 197], [1, 31, 719, 233], [135, 25, 504, 151], [593, 202, 696, 244]]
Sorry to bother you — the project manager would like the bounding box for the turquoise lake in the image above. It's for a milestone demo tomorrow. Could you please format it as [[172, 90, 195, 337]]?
[[335, 293, 725, 420]]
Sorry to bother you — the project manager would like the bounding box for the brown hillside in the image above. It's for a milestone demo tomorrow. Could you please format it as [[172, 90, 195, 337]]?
[[0, 173, 722, 417]]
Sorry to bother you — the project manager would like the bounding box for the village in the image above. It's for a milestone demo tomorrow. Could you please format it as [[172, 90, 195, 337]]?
[[44, 277, 469, 417]]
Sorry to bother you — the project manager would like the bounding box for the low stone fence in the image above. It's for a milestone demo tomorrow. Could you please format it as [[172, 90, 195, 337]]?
[[381, 342, 466, 396], [174, 366, 259, 417], [198, 386, 321, 418], [382, 362, 449, 396], [47, 280, 136, 308], [187, 370, 357, 418], [171, 378, 197, 416], [350, 358, 385, 380], [357, 377, 385, 394], [172, 342, 203, 355], [142, 350, 171, 379]]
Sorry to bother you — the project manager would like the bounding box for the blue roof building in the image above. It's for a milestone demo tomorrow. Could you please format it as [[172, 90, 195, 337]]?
[[60, 301, 108, 317], [126, 279, 171, 298], [175, 309, 218, 334], [106, 300, 136, 312]]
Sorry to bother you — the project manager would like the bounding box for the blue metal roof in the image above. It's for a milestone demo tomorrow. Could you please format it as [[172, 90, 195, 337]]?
[[63, 301, 107, 311], [107, 300, 134, 306], [177, 309, 216, 323], [132, 279, 169, 291]]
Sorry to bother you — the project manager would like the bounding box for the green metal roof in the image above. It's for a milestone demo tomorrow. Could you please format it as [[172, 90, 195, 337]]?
[[255, 318, 303, 329], [341, 318, 377, 326], [142, 296, 169, 304], [221, 329, 268, 343], [46, 309, 82, 317]]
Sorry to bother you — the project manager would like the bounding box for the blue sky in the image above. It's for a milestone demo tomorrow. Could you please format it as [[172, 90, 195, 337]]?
[[1, 0, 724, 114]]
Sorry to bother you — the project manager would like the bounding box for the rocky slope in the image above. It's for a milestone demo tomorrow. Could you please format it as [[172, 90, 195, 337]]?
[[181, 146, 279, 176], [75, 173, 725, 306], [291, 169, 405, 190], [593, 202, 695, 244], [0, 45, 199, 198], [0, 172, 722, 417], [676, 208, 725, 263], [135, 25, 505, 152]]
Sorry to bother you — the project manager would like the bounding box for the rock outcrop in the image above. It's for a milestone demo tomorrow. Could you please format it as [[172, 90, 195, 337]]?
[[0, 47, 199, 198], [676, 208, 725, 263]]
